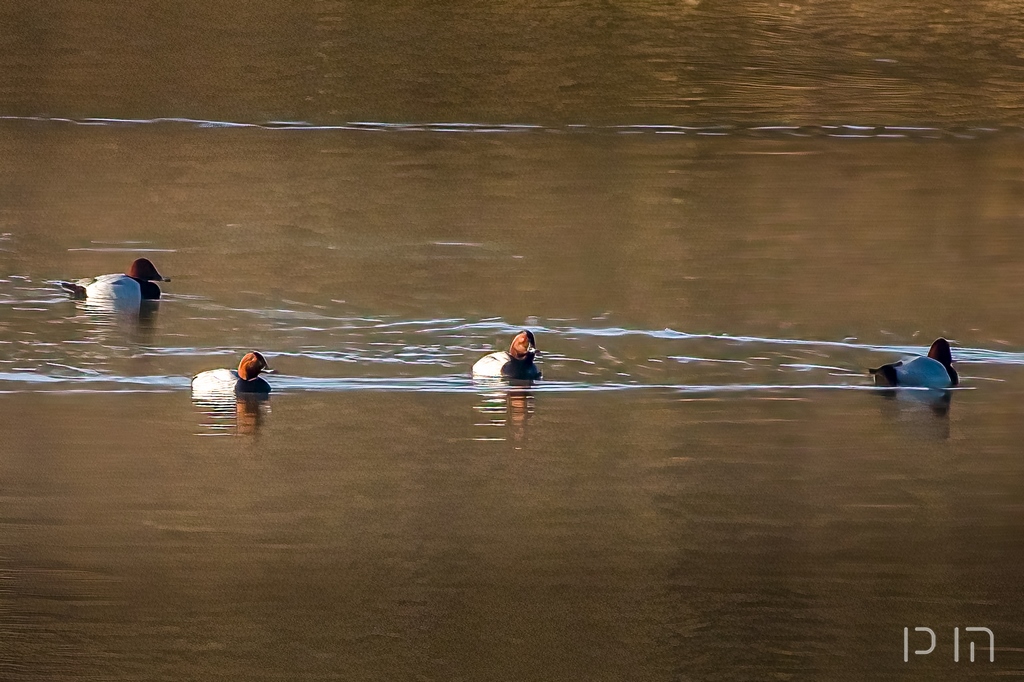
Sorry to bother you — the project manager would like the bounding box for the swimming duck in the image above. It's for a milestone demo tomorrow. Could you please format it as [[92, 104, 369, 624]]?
[[192, 351, 274, 394], [870, 337, 958, 388], [60, 257, 170, 303], [472, 330, 542, 380]]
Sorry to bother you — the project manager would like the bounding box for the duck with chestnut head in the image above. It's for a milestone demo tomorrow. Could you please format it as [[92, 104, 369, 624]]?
[[192, 351, 275, 395], [60, 257, 170, 304], [870, 337, 959, 389], [472, 330, 542, 381]]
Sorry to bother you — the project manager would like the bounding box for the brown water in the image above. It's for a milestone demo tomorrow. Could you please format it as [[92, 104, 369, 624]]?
[[4, 2, 1024, 681]]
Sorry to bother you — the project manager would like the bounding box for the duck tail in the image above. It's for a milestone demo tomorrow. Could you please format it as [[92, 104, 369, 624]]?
[[868, 363, 899, 387], [59, 281, 88, 299]]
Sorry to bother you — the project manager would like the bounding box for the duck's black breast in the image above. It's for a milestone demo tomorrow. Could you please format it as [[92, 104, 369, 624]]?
[[235, 377, 272, 394], [134, 279, 162, 300], [502, 358, 542, 381]]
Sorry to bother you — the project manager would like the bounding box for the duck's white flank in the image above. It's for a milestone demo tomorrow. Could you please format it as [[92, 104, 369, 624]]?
[[472, 351, 512, 377], [82, 274, 143, 304], [191, 368, 241, 393], [892, 356, 955, 389]]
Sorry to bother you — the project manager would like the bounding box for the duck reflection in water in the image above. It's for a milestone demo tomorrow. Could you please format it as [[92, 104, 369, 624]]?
[[192, 392, 271, 436], [473, 377, 536, 442], [871, 387, 953, 441], [74, 296, 162, 344], [875, 385, 952, 415]]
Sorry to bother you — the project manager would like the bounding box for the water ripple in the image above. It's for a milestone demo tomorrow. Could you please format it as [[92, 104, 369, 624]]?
[[391, 319, 1024, 365], [0, 115, 1017, 141], [0, 371, 961, 395]]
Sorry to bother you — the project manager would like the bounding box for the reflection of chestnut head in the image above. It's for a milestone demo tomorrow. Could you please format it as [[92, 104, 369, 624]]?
[[235, 395, 267, 435], [507, 391, 534, 428]]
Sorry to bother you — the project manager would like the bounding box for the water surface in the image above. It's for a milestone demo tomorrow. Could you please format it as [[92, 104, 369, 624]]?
[[4, 1, 1024, 680]]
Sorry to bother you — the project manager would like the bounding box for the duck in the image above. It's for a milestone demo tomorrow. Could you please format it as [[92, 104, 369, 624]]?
[[472, 330, 542, 380], [60, 257, 170, 303], [869, 337, 959, 388], [192, 351, 274, 395]]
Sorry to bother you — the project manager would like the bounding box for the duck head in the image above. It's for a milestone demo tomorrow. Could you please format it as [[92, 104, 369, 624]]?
[[927, 337, 958, 386], [509, 330, 538, 362], [126, 258, 170, 282], [238, 351, 274, 381]]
